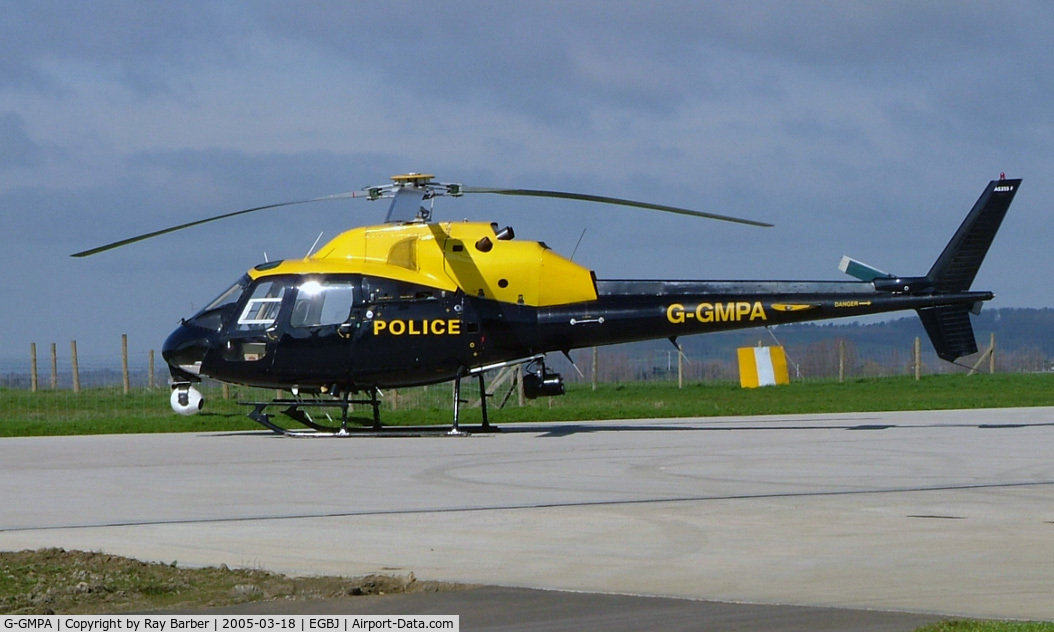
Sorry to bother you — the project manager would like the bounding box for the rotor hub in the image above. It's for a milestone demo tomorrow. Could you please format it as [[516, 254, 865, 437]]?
[[391, 172, 435, 186]]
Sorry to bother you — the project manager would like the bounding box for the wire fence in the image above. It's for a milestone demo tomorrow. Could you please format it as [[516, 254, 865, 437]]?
[[2, 331, 1047, 425], [0, 341, 963, 391]]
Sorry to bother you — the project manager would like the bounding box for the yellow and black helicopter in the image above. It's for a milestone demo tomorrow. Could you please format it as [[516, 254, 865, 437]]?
[[74, 173, 1020, 435]]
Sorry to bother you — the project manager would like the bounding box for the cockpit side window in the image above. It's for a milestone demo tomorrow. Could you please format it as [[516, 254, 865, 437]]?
[[236, 280, 288, 331], [290, 279, 357, 328]]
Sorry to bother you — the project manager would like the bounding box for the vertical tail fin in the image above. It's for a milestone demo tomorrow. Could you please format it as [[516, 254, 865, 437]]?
[[918, 178, 1020, 362], [926, 178, 1020, 292]]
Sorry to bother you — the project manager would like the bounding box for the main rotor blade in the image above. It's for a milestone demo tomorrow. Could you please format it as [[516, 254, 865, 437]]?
[[461, 187, 773, 227], [71, 191, 365, 257]]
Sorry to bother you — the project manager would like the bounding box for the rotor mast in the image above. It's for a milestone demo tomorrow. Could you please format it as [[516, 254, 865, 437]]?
[[374, 173, 464, 223]]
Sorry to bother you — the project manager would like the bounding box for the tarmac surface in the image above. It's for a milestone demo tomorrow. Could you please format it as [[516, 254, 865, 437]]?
[[2, 407, 1053, 628], [192, 586, 945, 631]]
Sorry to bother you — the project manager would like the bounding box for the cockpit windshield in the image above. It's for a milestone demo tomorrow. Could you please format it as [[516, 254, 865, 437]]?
[[186, 275, 251, 331], [198, 275, 250, 315], [186, 275, 360, 334]]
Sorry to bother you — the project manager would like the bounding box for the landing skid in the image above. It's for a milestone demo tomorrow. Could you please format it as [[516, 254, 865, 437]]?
[[240, 374, 500, 437], [241, 390, 379, 436]]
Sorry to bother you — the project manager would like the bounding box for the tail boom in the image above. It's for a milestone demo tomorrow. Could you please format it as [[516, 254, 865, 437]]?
[[533, 284, 993, 352]]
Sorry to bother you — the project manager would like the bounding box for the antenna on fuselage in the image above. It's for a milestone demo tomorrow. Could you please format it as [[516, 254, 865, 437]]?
[[306, 232, 324, 257], [570, 228, 587, 261]]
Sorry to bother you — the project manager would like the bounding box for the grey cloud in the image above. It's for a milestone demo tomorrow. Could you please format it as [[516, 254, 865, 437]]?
[[0, 0, 245, 94], [0, 112, 44, 168], [229, 1, 1054, 133]]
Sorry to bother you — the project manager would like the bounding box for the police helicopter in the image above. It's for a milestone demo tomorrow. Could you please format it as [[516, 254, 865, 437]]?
[[74, 173, 1020, 435]]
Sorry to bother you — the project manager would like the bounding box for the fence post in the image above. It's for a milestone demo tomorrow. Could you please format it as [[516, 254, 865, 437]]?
[[989, 332, 996, 374], [121, 334, 130, 394], [71, 340, 81, 393], [968, 333, 998, 376], [838, 339, 845, 383], [591, 346, 598, 391], [913, 337, 921, 381], [677, 343, 684, 389], [50, 342, 58, 389], [149, 350, 155, 389], [30, 343, 38, 392]]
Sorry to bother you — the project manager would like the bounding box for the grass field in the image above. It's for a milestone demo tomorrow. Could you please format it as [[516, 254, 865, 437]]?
[[2, 372, 1054, 436]]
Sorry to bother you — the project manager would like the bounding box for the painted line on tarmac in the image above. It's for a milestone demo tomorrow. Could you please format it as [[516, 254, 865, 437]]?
[[3, 479, 1052, 533]]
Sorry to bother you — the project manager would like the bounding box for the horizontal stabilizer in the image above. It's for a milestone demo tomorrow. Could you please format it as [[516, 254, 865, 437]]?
[[838, 256, 893, 282], [917, 305, 978, 362]]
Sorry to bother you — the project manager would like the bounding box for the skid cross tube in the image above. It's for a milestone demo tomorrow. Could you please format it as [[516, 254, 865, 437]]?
[[450, 373, 494, 436], [240, 392, 381, 435]]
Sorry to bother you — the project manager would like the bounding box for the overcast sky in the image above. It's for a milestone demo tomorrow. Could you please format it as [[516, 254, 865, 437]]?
[[2, 1, 1052, 367]]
